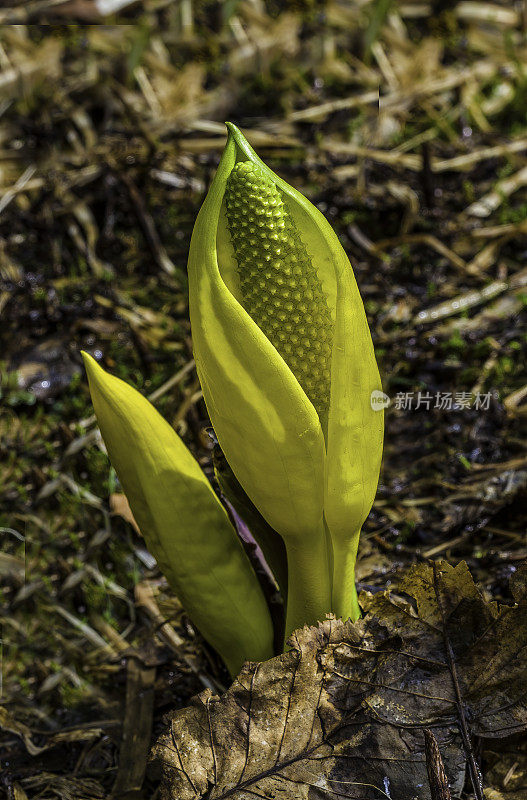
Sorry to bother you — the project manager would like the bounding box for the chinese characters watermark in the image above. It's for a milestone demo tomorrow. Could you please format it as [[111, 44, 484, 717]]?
[[370, 390, 491, 412]]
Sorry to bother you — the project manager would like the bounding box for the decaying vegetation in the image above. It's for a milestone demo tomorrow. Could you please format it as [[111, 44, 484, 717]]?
[[0, 5, 526, 798]]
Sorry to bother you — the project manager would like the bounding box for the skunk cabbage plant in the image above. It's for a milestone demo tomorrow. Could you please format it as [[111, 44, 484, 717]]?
[[188, 123, 383, 637], [83, 123, 383, 675], [82, 353, 273, 676]]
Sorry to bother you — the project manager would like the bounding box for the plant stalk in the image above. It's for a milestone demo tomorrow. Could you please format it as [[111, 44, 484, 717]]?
[[331, 540, 361, 622], [284, 534, 332, 643]]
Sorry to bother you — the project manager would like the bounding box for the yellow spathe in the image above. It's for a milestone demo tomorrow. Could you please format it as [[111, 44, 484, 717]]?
[[82, 352, 274, 675], [188, 123, 384, 632]]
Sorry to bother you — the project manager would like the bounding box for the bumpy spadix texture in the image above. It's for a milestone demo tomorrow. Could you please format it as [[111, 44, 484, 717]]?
[[225, 161, 333, 417]]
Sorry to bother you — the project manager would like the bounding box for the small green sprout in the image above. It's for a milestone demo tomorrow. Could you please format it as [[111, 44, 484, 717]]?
[[82, 353, 273, 676], [83, 123, 383, 675]]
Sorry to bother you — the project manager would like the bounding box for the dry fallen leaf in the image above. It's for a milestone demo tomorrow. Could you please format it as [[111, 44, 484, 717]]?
[[152, 561, 527, 800], [110, 492, 141, 535]]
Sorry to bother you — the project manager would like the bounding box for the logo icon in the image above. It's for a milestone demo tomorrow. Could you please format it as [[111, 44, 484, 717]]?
[[370, 390, 390, 411]]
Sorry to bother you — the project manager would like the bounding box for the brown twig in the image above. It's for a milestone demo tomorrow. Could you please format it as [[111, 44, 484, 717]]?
[[111, 656, 156, 796], [114, 168, 177, 276], [424, 728, 452, 800], [432, 562, 484, 800]]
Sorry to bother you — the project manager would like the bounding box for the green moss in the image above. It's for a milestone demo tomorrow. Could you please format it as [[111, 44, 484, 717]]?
[[426, 281, 437, 298], [457, 454, 471, 471], [463, 181, 475, 204], [394, 521, 416, 544], [443, 329, 466, 353], [84, 580, 111, 613], [498, 201, 527, 225], [60, 682, 89, 709]]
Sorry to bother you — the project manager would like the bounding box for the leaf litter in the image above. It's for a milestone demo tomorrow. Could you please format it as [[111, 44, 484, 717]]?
[[153, 561, 527, 800], [1, 5, 527, 798]]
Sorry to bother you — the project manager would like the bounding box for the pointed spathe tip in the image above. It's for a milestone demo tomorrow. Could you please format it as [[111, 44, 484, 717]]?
[[223, 122, 254, 161], [81, 352, 111, 399], [81, 350, 101, 379]]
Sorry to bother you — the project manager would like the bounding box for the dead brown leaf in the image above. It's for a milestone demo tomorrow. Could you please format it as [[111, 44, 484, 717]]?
[[110, 492, 141, 535], [153, 561, 527, 800]]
